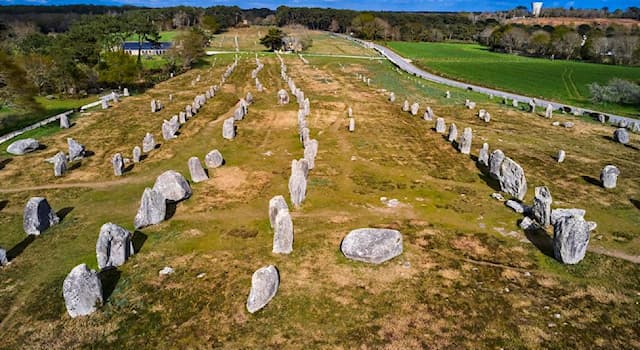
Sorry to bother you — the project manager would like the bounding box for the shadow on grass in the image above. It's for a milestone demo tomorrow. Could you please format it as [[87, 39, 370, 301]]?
[[57, 207, 74, 222], [601, 135, 640, 151], [132, 231, 147, 253], [7, 235, 36, 261], [165, 201, 177, 220], [630, 198, 640, 211], [477, 172, 501, 192], [0, 158, 12, 170], [124, 164, 134, 174], [0, 199, 7, 211], [520, 220, 555, 259], [99, 267, 121, 302], [581, 175, 601, 187]]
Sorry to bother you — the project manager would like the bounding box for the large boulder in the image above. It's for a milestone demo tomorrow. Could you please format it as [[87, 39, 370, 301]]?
[[246, 265, 279, 313], [341, 228, 403, 264], [188, 157, 208, 183], [532, 186, 552, 226], [134, 188, 166, 229], [458, 127, 472, 154], [551, 208, 586, 225], [23, 197, 59, 235], [222, 117, 236, 140], [153, 170, 191, 202], [552, 212, 591, 264], [63, 264, 103, 318], [67, 138, 85, 161], [112, 153, 124, 176], [142, 133, 156, 153], [613, 128, 629, 144], [488, 150, 505, 180], [7, 138, 40, 155], [499, 157, 527, 200], [269, 195, 289, 229], [273, 209, 293, 254], [205, 150, 224, 168], [96, 223, 134, 270], [600, 165, 620, 189]]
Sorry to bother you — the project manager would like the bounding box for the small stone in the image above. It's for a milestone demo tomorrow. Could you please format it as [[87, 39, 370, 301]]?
[[246, 265, 279, 313], [23, 197, 59, 235], [341, 228, 403, 264], [153, 170, 192, 202], [277, 89, 289, 104], [204, 150, 224, 168], [134, 188, 166, 229], [63, 264, 102, 318], [112, 153, 124, 176], [557, 150, 565, 163], [520, 216, 537, 231], [491, 192, 505, 201], [7, 138, 40, 155], [552, 121, 560, 126], [159, 266, 174, 275], [132, 146, 141, 163], [0, 248, 7, 266], [96, 223, 134, 270], [562, 121, 574, 128], [600, 165, 620, 189], [505, 200, 525, 213], [187, 157, 208, 183]]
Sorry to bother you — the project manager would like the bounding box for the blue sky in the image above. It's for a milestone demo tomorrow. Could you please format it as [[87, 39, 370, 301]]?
[[0, 0, 628, 12]]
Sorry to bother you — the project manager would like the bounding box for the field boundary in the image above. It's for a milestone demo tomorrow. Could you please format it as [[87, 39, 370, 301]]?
[[0, 110, 74, 145]]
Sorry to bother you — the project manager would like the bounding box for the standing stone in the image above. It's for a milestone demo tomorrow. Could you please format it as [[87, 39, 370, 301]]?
[[134, 188, 166, 229], [246, 92, 253, 104], [545, 104, 553, 119], [153, 170, 192, 202], [188, 157, 208, 183], [340, 228, 403, 264], [53, 151, 67, 177], [445, 91, 451, 98], [123, 88, 129, 97], [410, 102, 419, 116], [0, 248, 7, 266], [269, 195, 289, 229], [222, 117, 236, 140], [67, 138, 85, 161], [557, 150, 565, 163], [132, 146, 141, 163], [598, 114, 606, 123], [112, 153, 124, 176], [424, 107, 434, 121], [7, 138, 40, 155], [143, 133, 156, 153], [447, 123, 458, 143], [150, 99, 157, 113], [246, 265, 279, 313], [478, 143, 489, 168], [273, 209, 293, 254], [233, 107, 245, 121], [288, 170, 307, 208], [402, 100, 410, 112], [348, 118, 355, 132], [488, 149, 505, 180], [613, 128, 629, 145], [532, 186, 552, 226], [499, 157, 527, 200], [348, 107, 353, 117], [178, 112, 186, 124], [303, 139, 318, 170], [205, 150, 224, 168], [63, 264, 103, 318], [293, 159, 309, 179], [512, 99, 519, 108], [458, 127, 472, 155], [96, 223, 134, 270], [389, 92, 396, 103], [23, 197, 59, 235], [162, 120, 177, 141], [600, 165, 620, 189], [60, 114, 70, 129], [435, 118, 446, 133], [277, 89, 289, 104], [529, 100, 536, 113], [101, 99, 109, 110], [553, 213, 591, 264]]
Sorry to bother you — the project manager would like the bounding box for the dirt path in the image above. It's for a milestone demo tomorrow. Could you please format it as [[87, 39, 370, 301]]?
[[0, 176, 150, 193]]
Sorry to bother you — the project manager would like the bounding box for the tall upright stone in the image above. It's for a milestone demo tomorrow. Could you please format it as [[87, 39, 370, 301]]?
[[277, 89, 289, 105], [269, 195, 289, 229], [246, 265, 279, 313], [53, 151, 67, 177], [112, 153, 124, 176], [499, 157, 527, 200], [143, 133, 156, 153], [557, 150, 565, 163], [188, 157, 208, 183], [447, 123, 458, 143], [67, 138, 85, 161], [478, 143, 489, 168], [348, 118, 355, 132], [532, 186, 552, 226], [132, 146, 141, 163], [435, 118, 446, 134], [488, 149, 505, 180], [222, 117, 236, 140], [389, 92, 396, 103], [424, 107, 434, 121], [60, 114, 70, 129], [273, 209, 293, 254], [410, 102, 419, 116], [600, 165, 620, 189], [303, 139, 318, 170], [23, 197, 59, 235], [288, 169, 307, 208], [553, 212, 592, 264], [134, 188, 166, 229], [402, 100, 410, 112], [101, 99, 109, 109], [545, 104, 553, 119], [63, 264, 103, 318], [96, 223, 134, 270], [458, 127, 472, 154], [123, 88, 129, 96], [150, 99, 157, 113]]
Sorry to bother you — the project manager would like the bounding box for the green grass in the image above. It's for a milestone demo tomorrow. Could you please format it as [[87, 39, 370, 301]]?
[[386, 41, 640, 117]]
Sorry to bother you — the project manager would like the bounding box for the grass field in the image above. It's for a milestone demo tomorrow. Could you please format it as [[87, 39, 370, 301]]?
[[387, 41, 640, 117], [0, 32, 639, 348]]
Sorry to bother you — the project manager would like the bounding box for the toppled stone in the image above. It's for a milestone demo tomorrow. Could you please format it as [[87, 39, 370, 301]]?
[[613, 128, 629, 144], [273, 209, 293, 254], [562, 121, 574, 128], [447, 123, 458, 143], [222, 117, 236, 140], [435, 118, 446, 133], [67, 138, 85, 161], [112, 153, 124, 176], [557, 150, 565, 163], [96, 223, 134, 270], [552, 121, 560, 126], [505, 200, 525, 213], [153, 170, 192, 202], [458, 127, 472, 154], [499, 157, 527, 200], [132, 146, 141, 163], [491, 192, 505, 201], [600, 165, 620, 189], [246, 265, 279, 313], [553, 212, 592, 264], [63, 264, 103, 318], [143, 133, 156, 153], [205, 149, 224, 168], [134, 188, 166, 229], [159, 266, 174, 275], [23, 197, 59, 235], [532, 186, 552, 226], [188, 157, 208, 183], [7, 138, 40, 155], [478, 143, 489, 168], [341, 228, 403, 264], [53, 151, 67, 177], [488, 150, 505, 180]]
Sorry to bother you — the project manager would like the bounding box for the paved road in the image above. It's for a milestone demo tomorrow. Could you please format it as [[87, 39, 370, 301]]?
[[337, 34, 639, 129]]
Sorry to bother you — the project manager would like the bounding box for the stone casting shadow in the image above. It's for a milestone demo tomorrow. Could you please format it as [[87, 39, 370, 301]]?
[[0, 199, 7, 212], [630, 198, 640, 211], [581, 175, 601, 187], [57, 207, 74, 222], [521, 220, 554, 258], [99, 267, 121, 302], [601, 135, 640, 151], [132, 230, 148, 253], [7, 235, 36, 261]]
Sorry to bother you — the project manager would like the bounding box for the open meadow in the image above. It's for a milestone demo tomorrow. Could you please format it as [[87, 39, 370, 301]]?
[[0, 30, 639, 349], [387, 41, 640, 118]]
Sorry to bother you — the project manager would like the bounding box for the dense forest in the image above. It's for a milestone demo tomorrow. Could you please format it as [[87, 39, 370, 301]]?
[[0, 4, 639, 116]]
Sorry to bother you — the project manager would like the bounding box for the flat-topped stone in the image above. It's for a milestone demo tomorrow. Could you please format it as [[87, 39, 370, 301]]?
[[341, 228, 403, 264]]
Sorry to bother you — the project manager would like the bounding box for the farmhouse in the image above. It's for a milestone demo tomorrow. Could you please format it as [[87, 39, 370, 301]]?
[[122, 42, 172, 56]]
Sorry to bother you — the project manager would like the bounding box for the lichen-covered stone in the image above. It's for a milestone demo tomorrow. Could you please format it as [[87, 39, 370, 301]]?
[[458, 127, 472, 154], [341, 228, 403, 264], [222, 117, 235, 140], [63, 264, 102, 318], [613, 128, 629, 144], [488, 149, 505, 180], [532, 186, 552, 226], [188, 157, 208, 183], [273, 209, 293, 254], [269, 195, 289, 229], [67, 138, 85, 161], [600, 165, 620, 189], [478, 143, 489, 168], [499, 157, 527, 200], [7, 138, 40, 155], [153, 170, 192, 202], [143, 133, 156, 153], [205, 149, 224, 168], [96, 223, 134, 270], [246, 265, 279, 313], [23, 197, 59, 235], [447, 123, 458, 143], [435, 118, 446, 133], [134, 188, 166, 229], [553, 213, 591, 264], [132, 146, 141, 163], [112, 153, 124, 176], [53, 151, 67, 177]]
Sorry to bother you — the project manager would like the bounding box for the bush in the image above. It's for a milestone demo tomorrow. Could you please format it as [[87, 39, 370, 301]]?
[[589, 78, 640, 105]]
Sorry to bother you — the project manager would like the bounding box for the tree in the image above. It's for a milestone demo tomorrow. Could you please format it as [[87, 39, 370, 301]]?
[[500, 26, 528, 53], [0, 51, 38, 112], [551, 30, 581, 59], [98, 51, 140, 86], [168, 29, 206, 69], [528, 30, 550, 55], [22, 53, 56, 94], [201, 15, 220, 33], [259, 28, 285, 51], [127, 11, 160, 64]]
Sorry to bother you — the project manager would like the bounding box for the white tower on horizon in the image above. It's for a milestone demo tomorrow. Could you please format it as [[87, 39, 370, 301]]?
[[532, 2, 543, 17]]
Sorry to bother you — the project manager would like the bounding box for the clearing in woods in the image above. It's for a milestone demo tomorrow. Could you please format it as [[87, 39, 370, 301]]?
[[0, 28, 639, 349]]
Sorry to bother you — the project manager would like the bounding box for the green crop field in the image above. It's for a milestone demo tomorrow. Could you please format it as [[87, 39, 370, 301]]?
[[387, 41, 640, 117]]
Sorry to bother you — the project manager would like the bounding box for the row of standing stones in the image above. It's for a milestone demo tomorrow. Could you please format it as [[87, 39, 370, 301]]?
[[390, 90, 621, 265]]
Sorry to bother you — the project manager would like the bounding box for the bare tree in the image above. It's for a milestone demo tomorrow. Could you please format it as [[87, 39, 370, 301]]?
[[500, 27, 528, 53], [611, 35, 639, 65], [552, 31, 581, 59]]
